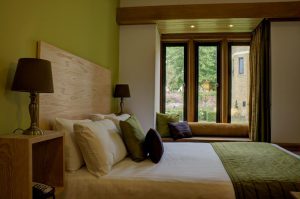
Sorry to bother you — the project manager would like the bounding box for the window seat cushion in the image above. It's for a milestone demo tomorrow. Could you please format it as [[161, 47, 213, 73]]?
[[162, 136, 251, 142], [161, 122, 250, 142], [189, 122, 249, 137]]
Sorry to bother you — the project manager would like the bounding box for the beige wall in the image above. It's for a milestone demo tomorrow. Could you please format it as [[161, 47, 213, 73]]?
[[154, 27, 161, 120], [119, 25, 160, 132], [120, 0, 299, 7], [271, 21, 300, 143]]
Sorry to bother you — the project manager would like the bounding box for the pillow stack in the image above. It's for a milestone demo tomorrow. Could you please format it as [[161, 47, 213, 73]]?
[[156, 112, 180, 137], [74, 119, 127, 176], [120, 116, 164, 164], [55, 118, 90, 171], [156, 112, 193, 140], [168, 121, 192, 140], [55, 114, 165, 177]]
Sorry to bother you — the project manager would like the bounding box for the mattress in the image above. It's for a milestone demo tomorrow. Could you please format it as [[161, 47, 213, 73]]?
[[59, 143, 299, 199], [60, 143, 235, 199]]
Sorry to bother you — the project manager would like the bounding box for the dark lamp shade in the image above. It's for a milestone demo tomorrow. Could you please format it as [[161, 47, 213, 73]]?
[[11, 58, 54, 93], [114, 84, 130, 98]]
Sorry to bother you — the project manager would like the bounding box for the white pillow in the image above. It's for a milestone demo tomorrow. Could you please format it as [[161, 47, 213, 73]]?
[[90, 113, 131, 131], [90, 113, 116, 121], [114, 114, 131, 121], [55, 118, 91, 171], [73, 120, 127, 177]]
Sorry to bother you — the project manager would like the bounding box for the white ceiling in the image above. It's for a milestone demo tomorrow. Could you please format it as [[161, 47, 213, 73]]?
[[157, 18, 262, 34]]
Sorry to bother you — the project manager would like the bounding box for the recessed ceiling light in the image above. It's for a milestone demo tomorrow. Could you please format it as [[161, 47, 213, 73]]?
[[229, 24, 234, 28], [190, 25, 195, 29]]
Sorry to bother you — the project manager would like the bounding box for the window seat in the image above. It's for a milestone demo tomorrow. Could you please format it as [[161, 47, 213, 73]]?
[[162, 122, 251, 143]]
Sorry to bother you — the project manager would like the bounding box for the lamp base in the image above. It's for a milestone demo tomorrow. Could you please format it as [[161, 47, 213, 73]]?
[[23, 127, 44, 135], [24, 92, 43, 135], [117, 97, 124, 116]]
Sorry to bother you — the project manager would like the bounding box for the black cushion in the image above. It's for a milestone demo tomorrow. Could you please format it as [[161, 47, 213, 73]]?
[[144, 128, 164, 163], [168, 121, 192, 140]]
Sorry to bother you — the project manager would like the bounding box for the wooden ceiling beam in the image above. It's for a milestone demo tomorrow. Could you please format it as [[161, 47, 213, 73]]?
[[117, 1, 300, 25]]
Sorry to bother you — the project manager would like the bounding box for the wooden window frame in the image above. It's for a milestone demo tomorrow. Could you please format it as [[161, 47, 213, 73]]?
[[160, 42, 188, 120], [227, 42, 251, 123], [194, 42, 221, 122], [161, 33, 251, 123]]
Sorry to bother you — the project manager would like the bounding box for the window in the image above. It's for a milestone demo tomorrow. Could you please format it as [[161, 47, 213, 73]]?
[[161, 34, 251, 124], [243, 101, 246, 107], [228, 43, 250, 123], [195, 43, 220, 122], [238, 57, 244, 74], [161, 43, 187, 120]]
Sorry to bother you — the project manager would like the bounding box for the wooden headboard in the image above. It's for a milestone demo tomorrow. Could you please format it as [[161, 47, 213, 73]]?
[[37, 41, 111, 130]]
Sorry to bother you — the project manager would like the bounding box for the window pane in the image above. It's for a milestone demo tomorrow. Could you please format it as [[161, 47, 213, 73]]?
[[198, 46, 218, 122], [238, 57, 244, 74], [231, 46, 250, 123], [165, 46, 185, 120]]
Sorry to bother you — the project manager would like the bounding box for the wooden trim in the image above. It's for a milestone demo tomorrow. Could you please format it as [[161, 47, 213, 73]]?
[[194, 42, 221, 122], [162, 33, 252, 41], [160, 42, 188, 120], [275, 143, 300, 151], [183, 45, 188, 120], [187, 39, 195, 122], [227, 42, 233, 123], [117, 2, 300, 25], [269, 18, 300, 22], [160, 43, 167, 114], [221, 39, 228, 123], [216, 43, 222, 123], [160, 33, 251, 122], [227, 42, 251, 123]]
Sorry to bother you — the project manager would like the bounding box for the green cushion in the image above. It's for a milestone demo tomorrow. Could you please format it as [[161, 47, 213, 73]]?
[[156, 113, 180, 138], [120, 115, 146, 162]]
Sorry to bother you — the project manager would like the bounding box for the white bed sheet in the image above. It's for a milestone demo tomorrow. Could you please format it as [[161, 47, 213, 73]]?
[[60, 143, 235, 199]]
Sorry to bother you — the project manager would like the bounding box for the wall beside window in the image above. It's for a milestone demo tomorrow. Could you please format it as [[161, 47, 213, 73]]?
[[119, 24, 161, 131], [271, 21, 300, 143]]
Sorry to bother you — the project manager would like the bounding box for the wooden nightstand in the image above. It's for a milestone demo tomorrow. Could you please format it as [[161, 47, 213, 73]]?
[[0, 131, 64, 199], [291, 192, 300, 199]]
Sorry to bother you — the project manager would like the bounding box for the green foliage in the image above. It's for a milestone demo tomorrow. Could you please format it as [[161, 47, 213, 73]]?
[[207, 112, 216, 122], [166, 108, 183, 121], [166, 47, 184, 92], [199, 46, 217, 91], [198, 110, 216, 122], [165, 46, 217, 92], [165, 46, 218, 122]]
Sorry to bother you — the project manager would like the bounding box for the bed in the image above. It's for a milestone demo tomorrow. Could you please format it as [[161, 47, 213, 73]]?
[[37, 41, 300, 199], [62, 143, 235, 199]]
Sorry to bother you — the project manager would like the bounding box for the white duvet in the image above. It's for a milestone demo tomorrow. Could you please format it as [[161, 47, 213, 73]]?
[[60, 143, 235, 199]]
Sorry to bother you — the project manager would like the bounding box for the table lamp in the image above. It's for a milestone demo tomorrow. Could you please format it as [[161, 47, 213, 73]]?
[[114, 84, 130, 115], [11, 58, 54, 135]]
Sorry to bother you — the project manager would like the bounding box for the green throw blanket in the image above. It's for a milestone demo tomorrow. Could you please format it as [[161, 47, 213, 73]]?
[[211, 142, 300, 199]]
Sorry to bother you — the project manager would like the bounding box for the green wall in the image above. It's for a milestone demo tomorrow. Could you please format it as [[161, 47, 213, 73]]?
[[0, 0, 120, 133]]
